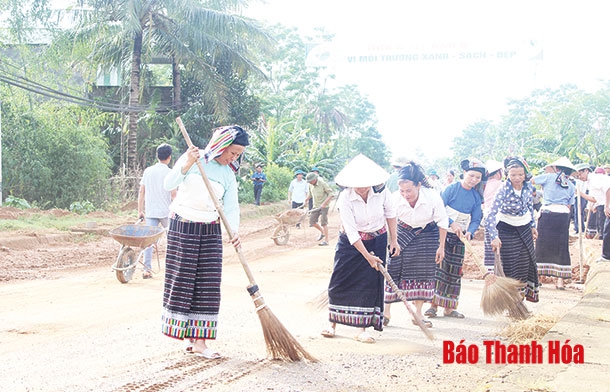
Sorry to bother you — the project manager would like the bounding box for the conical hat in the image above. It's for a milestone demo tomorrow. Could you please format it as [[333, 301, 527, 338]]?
[[334, 154, 390, 188], [545, 157, 575, 171]]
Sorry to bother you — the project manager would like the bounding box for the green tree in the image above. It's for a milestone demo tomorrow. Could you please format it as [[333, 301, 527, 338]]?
[[2, 96, 111, 208], [452, 120, 496, 160], [447, 84, 610, 172], [67, 0, 271, 172], [251, 26, 390, 181]]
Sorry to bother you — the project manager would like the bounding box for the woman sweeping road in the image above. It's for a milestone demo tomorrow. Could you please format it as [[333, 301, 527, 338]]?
[[162, 125, 248, 359], [485, 156, 540, 303], [384, 162, 449, 328], [425, 158, 485, 320], [321, 154, 399, 343], [531, 157, 576, 290]]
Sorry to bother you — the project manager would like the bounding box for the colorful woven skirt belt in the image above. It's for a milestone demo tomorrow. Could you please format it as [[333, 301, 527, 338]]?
[[358, 226, 387, 241], [397, 219, 436, 236]]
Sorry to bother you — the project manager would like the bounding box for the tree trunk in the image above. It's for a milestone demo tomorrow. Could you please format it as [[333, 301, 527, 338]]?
[[172, 57, 181, 111], [127, 30, 143, 173]]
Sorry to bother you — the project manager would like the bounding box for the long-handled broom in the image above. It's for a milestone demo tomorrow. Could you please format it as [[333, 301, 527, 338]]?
[[575, 183, 585, 283], [459, 236, 529, 319], [376, 261, 434, 340], [176, 117, 316, 362]]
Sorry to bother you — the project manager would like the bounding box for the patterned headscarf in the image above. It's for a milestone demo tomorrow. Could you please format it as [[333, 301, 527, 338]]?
[[460, 157, 487, 176], [503, 156, 532, 181], [203, 125, 248, 172]]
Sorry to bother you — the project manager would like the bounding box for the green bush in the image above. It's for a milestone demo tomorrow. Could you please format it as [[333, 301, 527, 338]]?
[[69, 200, 96, 215], [4, 195, 32, 209], [2, 101, 112, 209]]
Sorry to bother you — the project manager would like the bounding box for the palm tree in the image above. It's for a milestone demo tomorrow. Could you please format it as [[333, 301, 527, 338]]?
[[68, 0, 271, 172]]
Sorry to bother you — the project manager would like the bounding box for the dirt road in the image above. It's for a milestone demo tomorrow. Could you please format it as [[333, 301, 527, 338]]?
[[0, 206, 589, 391]]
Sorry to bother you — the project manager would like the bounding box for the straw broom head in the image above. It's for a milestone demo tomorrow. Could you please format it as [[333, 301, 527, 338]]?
[[480, 274, 530, 320], [250, 287, 317, 362], [307, 289, 329, 312], [461, 237, 531, 320]]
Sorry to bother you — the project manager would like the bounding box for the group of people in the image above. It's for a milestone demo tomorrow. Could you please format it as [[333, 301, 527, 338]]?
[[575, 164, 610, 241], [321, 155, 488, 342], [321, 154, 610, 344], [286, 168, 335, 245], [137, 124, 610, 355]]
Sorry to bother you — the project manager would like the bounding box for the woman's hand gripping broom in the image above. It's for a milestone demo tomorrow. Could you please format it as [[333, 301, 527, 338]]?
[[176, 117, 316, 362]]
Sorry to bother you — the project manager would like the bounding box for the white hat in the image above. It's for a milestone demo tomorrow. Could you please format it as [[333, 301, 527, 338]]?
[[335, 154, 390, 187], [545, 157, 576, 172], [575, 162, 594, 172], [485, 159, 504, 175]]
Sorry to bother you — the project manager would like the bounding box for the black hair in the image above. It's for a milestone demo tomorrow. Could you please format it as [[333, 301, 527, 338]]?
[[398, 161, 432, 188], [230, 126, 250, 146], [156, 143, 172, 161], [488, 169, 502, 177], [556, 166, 574, 175]]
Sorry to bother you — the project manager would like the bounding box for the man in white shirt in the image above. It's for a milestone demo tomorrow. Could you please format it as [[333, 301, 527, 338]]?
[[138, 143, 175, 278], [575, 163, 610, 261], [288, 170, 309, 228], [288, 170, 309, 209]]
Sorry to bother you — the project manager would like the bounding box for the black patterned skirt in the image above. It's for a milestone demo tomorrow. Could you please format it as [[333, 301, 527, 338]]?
[[431, 232, 464, 309], [535, 211, 572, 279], [385, 222, 439, 303], [161, 217, 223, 340], [328, 232, 387, 331], [497, 220, 540, 302]]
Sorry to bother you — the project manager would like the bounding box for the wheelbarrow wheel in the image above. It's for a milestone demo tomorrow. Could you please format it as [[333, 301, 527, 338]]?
[[116, 247, 137, 283], [273, 225, 290, 246]]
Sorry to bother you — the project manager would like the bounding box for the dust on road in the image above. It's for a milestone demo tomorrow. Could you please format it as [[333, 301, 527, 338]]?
[[0, 205, 592, 391]]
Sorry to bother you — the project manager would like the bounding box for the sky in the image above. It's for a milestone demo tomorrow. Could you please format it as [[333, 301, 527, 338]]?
[[243, 0, 610, 160]]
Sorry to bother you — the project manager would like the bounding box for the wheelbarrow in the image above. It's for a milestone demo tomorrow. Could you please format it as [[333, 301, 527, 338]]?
[[271, 208, 312, 245], [109, 222, 166, 283]]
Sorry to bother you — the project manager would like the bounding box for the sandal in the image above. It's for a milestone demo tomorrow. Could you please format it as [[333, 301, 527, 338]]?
[[321, 327, 335, 338], [556, 278, 565, 290], [383, 317, 390, 326], [444, 310, 465, 319], [424, 307, 437, 318], [354, 331, 376, 344], [193, 348, 222, 359], [184, 338, 194, 353], [412, 319, 433, 328]]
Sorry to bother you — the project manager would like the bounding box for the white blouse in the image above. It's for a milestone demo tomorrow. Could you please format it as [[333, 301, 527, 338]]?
[[393, 187, 449, 230], [338, 187, 396, 245]]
